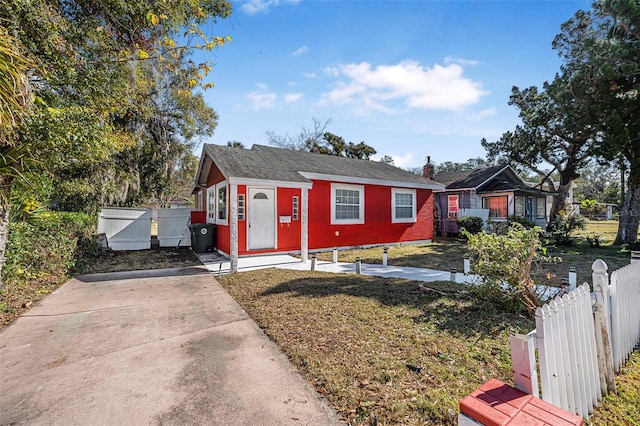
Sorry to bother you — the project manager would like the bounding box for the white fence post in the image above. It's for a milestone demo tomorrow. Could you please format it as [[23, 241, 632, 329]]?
[[509, 333, 539, 398], [592, 259, 615, 395], [463, 254, 470, 275], [568, 267, 577, 290]]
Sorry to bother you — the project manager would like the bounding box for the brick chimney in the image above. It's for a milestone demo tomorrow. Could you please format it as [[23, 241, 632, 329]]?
[[423, 156, 435, 180]]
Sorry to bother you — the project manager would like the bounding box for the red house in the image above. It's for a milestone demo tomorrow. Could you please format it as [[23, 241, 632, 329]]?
[[193, 144, 444, 272]]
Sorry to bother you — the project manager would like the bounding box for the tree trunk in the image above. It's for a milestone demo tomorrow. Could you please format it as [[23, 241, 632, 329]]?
[[0, 207, 9, 289], [614, 173, 640, 245], [547, 180, 573, 232]]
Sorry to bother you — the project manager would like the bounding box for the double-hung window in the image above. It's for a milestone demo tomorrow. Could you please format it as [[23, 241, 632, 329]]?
[[331, 184, 364, 224], [392, 188, 416, 223]]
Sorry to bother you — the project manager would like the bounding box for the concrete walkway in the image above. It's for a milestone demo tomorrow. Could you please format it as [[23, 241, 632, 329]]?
[[198, 252, 481, 284], [0, 266, 340, 425], [197, 253, 561, 298]]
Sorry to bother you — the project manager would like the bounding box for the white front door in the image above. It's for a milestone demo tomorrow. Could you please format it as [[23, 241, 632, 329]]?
[[248, 188, 276, 250]]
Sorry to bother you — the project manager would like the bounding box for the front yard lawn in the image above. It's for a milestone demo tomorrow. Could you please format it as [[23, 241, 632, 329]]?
[[218, 268, 533, 425]]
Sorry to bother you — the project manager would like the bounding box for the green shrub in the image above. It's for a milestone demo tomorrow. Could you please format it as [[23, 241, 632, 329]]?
[[507, 215, 537, 229], [465, 223, 557, 313], [3, 211, 96, 283], [456, 216, 484, 235], [548, 212, 587, 246]]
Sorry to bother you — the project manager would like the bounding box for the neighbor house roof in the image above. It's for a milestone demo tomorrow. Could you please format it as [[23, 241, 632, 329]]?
[[434, 165, 557, 196], [434, 165, 508, 190], [195, 144, 444, 190]]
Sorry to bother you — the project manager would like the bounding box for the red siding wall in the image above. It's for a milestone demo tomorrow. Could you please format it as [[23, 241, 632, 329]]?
[[308, 180, 433, 250], [203, 161, 229, 252], [276, 187, 301, 251], [195, 157, 434, 255]]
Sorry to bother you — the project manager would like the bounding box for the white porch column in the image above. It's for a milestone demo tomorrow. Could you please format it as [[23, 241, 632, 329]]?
[[301, 187, 309, 263], [230, 183, 239, 273]]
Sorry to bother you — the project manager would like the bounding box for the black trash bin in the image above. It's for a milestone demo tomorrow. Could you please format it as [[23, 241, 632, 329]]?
[[190, 223, 216, 253]]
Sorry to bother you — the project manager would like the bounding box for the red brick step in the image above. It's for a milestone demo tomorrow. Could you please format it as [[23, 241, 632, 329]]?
[[460, 379, 583, 425]]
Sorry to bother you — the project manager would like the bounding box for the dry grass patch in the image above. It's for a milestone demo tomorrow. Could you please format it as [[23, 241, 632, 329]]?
[[586, 350, 640, 425], [218, 268, 533, 425], [314, 240, 468, 272]]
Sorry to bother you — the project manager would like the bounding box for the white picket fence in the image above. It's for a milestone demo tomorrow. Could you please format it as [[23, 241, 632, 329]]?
[[536, 284, 602, 418], [511, 259, 640, 419], [599, 260, 640, 371]]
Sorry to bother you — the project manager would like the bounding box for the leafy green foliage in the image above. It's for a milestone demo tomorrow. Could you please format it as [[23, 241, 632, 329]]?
[[465, 224, 554, 313], [552, 2, 640, 244], [548, 211, 587, 246], [507, 215, 537, 229], [456, 216, 484, 235], [0, 25, 33, 146], [2, 211, 95, 284], [435, 157, 495, 174], [581, 199, 605, 219]]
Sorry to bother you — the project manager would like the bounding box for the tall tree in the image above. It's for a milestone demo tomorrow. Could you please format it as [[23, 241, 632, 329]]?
[[267, 119, 377, 160], [435, 157, 495, 174], [482, 70, 599, 228], [0, 0, 232, 281], [573, 160, 624, 205], [266, 117, 331, 151], [0, 27, 35, 288], [553, 1, 640, 244]]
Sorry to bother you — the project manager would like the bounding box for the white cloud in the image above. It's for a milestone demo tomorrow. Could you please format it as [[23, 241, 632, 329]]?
[[322, 66, 340, 77], [247, 90, 277, 109], [241, 0, 299, 14], [292, 45, 308, 56], [389, 152, 414, 168], [285, 92, 303, 102], [321, 60, 487, 113], [371, 152, 414, 168], [302, 72, 317, 79], [467, 108, 497, 121], [444, 56, 480, 66]]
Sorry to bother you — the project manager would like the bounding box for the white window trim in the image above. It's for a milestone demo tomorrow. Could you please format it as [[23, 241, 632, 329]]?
[[331, 183, 365, 225], [216, 180, 228, 226], [392, 188, 416, 223], [206, 186, 216, 224], [448, 195, 459, 218]]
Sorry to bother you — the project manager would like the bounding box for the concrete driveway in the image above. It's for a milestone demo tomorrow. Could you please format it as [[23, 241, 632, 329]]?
[[0, 266, 340, 425]]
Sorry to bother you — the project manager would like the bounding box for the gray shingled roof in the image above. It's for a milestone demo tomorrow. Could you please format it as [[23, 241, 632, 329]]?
[[203, 144, 443, 187], [434, 165, 508, 190]]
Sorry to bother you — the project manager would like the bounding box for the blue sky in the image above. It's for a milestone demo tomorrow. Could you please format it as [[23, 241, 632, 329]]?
[[198, 0, 591, 169]]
